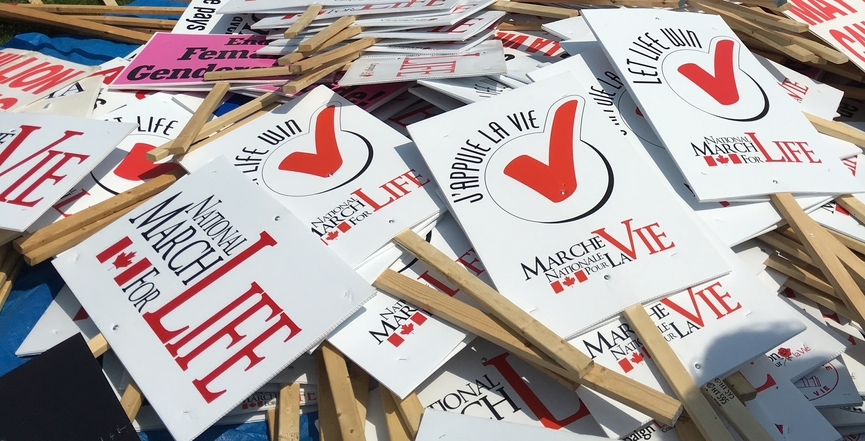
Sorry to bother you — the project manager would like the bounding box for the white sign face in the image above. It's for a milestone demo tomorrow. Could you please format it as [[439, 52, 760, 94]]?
[[417, 338, 607, 437], [583, 9, 864, 202], [408, 74, 729, 338], [179, 86, 443, 268], [0, 49, 93, 111], [29, 93, 192, 232], [339, 41, 508, 86], [527, 45, 832, 247], [16, 285, 100, 357], [17, 76, 102, 118], [0, 113, 135, 232], [739, 356, 841, 441], [417, 410, 610, 441], [795, 358, 861, 408], [572, 247, 806, 437], [53, 157, 375, 441], [358, 11, 505, 41], [216, 0, 400, 15], [328, 214, 478, 399], [754, 56, 844, 121], [418, 77, 513, 104], [250, 0, 461, 29]]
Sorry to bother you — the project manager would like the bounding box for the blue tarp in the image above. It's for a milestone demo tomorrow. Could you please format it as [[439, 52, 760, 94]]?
[[0, 15, 317, 441]]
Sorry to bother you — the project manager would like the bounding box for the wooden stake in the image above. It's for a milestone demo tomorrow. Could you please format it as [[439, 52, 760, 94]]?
[[393, 230, 594, 376], [0, 230, 20, 247], [15, 169, 184, 255], [167, 82, 230, 155], [72, 15, 177, 30], [701, 378, 773, 441], [279, 27, 362, 66], [290, 38, 376, 74], [0, 3, 152, 44], [174, 103, 281, 163], [349, 363, 370, 423], [19, 4, 186, 14], [0, 254, 21, 313], [391, 391, 423, 439], [120, 381, 143, 422], [826, 228, 865, 256], [321, 342, 365, 441], [772, 192, 865, 324], [675, 414, 708, 441], [734, 0, 791, 11], [0, 244, 16, 288], [278, 383, 300, 441], [283, 56, 355, 93], [513, 0, 677, 6], [266, 408, 277, 441], [284, 4, 323, 38], [786, 278, 856, 320], [489, 1, 579, 18], [87, 333, 110, 358], [374, 260, 682, 425], [783, 32, 848, 63], [316, 349, 342, 441], [299, 15, 356, 52], [24, 199, 147, 265], [204, 66, 292, 82], [707, 7, 818, 63], [692, 0, 805, 32], [804, 112, 865, 148], [148, 92, 281, 161], [722, 372, 757, 402], [380, 388, 412, 441], [764, 254, 836, 296], [622, 305, 735, 441]]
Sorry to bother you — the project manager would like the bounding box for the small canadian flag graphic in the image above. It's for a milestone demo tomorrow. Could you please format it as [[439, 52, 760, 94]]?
[[704, 154, 742, 167], [550, 270, 588, 294], [386, 312, 428, 347], [618, 349, 650, 373], [321, 222, 352, 245], [96, 236, 153, 287]]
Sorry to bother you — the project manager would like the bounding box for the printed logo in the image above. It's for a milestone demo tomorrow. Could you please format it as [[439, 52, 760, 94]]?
[[794, 363, 839, 401], [485, 96, 614, 223], [618, 348, 649, 373], [663, 37, 769, 121], [262, 103, 373, 197]]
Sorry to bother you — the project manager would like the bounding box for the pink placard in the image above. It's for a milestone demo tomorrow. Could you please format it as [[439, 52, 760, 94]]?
[[113, 33, 278, 89]]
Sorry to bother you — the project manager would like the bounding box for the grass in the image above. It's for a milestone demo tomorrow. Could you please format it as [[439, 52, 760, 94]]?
[[0, 0, 136, 45]]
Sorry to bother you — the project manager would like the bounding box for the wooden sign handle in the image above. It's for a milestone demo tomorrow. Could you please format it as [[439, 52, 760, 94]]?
[[393, 229, 595, 377], [722, 372, 757, 402], [375, 265, 683, 425], [168, 82, 230, 155], [0, 3, 152, 44], [284, 4, 323, 38], [299, 15, 356, 53], [321, 342, 366, 441], [392, 391, 423, 439], [621, 305, 734, 441], [120, 381, 143, 422], [381, 387, 412, 441], [701, 378, 773, 441], [771, 192, 865, 325], [278, 382, 300, 441]]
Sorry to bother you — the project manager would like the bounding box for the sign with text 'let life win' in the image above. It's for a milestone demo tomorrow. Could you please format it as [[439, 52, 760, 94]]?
[[0, 113, 135, 232], [407, 74, 729, 338], [180, 86, 444, 269], [53, 157, 375, 441], [583, 9, 864, 202]]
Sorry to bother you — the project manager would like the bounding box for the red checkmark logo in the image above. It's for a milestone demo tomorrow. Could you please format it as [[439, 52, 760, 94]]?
[[278, 105, 343, 177], [677, 39, 739, 106], [503, 99, 578, 203], [113, 142, 179, 181]]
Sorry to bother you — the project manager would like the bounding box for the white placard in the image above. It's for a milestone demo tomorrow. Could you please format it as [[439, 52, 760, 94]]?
[[795, 358, 862, 408], [216, 0, 402, 15], [418, 76, 513, 104], [0, 113, 135, 231], [179, 86, 443, 268], [53, 157, 375, 441], [28, 93, 192, 232], [15, 285, 100, 357], [416, 410, 610, 441], [408, 73, 730, 338], [328, 214, 478, 398], [526, 45, 832, 247], [0, 49, 93, 111], [172, 0, 259, 34], [417, 338, 607, 437], [17, 76, 102, 118], [358, 10, 504, 40], [250, 0, 461, 29], [339, 41, 507, 86], [783, 0, 865, 76], [755, 55, 844, 121], [583, 9, 864, 202]]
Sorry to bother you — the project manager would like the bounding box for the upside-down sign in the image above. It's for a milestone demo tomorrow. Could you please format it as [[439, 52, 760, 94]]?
[[52, 157, 374, 441]]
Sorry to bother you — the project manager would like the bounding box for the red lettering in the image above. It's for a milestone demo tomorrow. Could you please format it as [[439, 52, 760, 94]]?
[[52, 187, 90, 217], [659, 281, 741, 327], [746, 132, 788, 163], [351, 187, 395, 211], [482, 352, 590, 429], [0, 150, 88, 207]]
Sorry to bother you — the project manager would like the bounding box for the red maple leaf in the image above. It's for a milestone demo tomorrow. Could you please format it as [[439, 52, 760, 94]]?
[[113, 252, 135, 269], [399, 323, 415, 335], [716, 155, 729, 164], [562, 276, 576, 286], [777, 347, 792, 358], [326, 230, 339, 241], [630, 352, 644, 364]]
